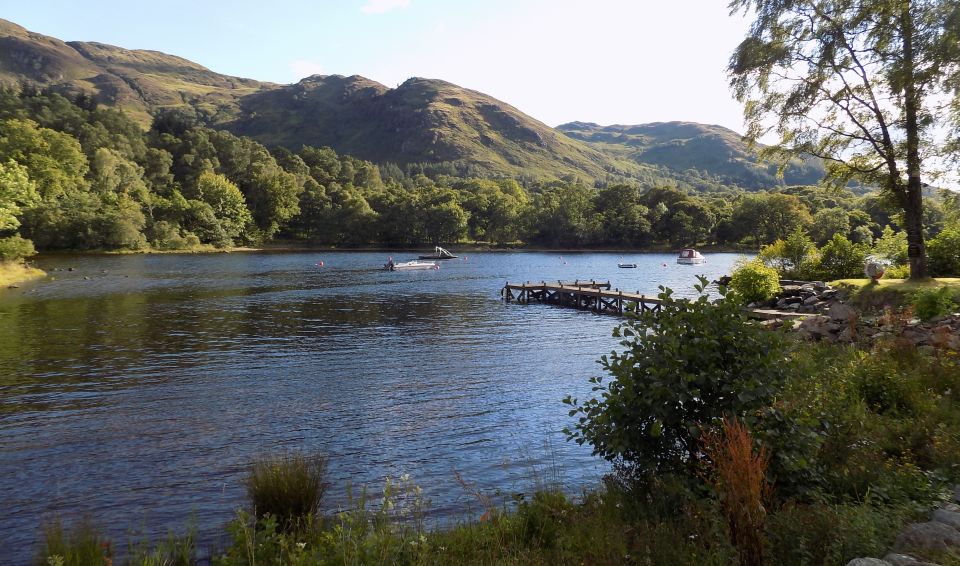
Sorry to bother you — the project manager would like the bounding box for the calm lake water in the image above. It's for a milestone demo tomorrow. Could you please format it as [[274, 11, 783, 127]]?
[[0, 250, 743, 560]]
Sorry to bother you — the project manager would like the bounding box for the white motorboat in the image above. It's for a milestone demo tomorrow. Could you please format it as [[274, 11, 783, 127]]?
[[676, 248, 706, 265], [384, 259, 439, 271]]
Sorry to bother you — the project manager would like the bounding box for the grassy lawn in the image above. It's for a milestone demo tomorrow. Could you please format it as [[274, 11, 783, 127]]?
[[0, 262, 45, 288], [831, 277, 960, 292]]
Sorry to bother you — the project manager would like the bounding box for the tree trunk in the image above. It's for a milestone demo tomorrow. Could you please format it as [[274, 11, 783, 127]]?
[[902, 2, 928, 280]]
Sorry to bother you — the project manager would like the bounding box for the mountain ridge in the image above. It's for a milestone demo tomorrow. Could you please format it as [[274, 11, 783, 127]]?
[[0, 18, 823, 188]]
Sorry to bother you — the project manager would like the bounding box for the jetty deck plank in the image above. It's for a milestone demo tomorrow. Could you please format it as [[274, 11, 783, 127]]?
[[502, 280, 662, 316]]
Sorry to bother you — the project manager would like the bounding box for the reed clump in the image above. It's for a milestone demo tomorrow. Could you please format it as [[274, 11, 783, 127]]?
[[703, 416, 771, 566], [246, 451, 329, 531], [39, 518, 110, 566]]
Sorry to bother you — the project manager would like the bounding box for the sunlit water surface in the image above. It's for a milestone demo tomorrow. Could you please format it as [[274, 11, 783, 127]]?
[[0, 251, 743, 560]]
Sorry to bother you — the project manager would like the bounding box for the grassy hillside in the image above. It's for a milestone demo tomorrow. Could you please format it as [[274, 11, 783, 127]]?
[[0, 18, 265, 126], [0, 18, 820, 186], [558, 121, 825, 190], [228, 75, 645, 180]]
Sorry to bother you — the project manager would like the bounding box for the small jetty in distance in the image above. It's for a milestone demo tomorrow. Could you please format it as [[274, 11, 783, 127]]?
[[501, 279, 663, 316]]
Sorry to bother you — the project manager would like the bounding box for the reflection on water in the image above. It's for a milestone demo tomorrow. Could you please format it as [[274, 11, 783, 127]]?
[[0, 251, 744, 560]]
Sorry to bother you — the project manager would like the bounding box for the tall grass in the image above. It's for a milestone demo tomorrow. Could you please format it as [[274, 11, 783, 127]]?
[[246, 451, 328, 530], [39, 518, 110, 566]]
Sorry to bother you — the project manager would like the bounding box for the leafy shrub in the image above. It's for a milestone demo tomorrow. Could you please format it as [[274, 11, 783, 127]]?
[[39, 518, 110, 566], [0, 235, 35, 261], [816, 234, 867, 280], [564, 277, 789, 483], [883, 263, 911, 279], [730, 258, 782, 303], [927, 226, 960, 276], [765, 344, 957, 503], [247, 452, 329, 530], [912, 287, 958, 321], [873, 225, 908, 265]]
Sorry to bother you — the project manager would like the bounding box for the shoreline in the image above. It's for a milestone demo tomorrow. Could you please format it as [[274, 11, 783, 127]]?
[[0, 262, 46, 288], [30, 242, 757, 258]]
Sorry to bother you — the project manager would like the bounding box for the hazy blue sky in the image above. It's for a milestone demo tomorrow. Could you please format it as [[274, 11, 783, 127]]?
[[3, 0, 752, 130]]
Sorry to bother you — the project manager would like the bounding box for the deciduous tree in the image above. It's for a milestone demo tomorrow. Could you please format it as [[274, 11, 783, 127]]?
[[729, 0, 960, 279]]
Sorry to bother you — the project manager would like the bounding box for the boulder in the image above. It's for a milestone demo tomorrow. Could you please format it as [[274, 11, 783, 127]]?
[[803, 295, 819, 305], [846, 559, 892, 566], [797, 316, 832, 339], [931, 509, 960, 530], [829, 302, 857, 321], [838, 327, 857, 342], [892, 521, 960, 559], [882, 553, 939, 566]]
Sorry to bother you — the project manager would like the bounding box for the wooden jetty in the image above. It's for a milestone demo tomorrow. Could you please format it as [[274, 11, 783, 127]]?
[[501, 279, 662, 315]]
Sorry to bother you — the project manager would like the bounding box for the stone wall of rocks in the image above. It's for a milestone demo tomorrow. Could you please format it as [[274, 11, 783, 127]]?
[[847, 486, 960, 565]]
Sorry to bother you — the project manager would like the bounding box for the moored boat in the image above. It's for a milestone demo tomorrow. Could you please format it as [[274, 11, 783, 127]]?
[[418, 246, 458, 260], [676, 248, 706, 265], [384, 259, 439, 271]]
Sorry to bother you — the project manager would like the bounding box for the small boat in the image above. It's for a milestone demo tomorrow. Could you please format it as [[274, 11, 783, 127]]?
[[618, 263, 638, 269], [384, 259, 439, 271], [418, 246, 458, 260], [677, 248, 706, 265]]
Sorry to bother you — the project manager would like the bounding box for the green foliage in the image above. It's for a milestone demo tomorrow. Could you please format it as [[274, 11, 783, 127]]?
[[873, 225, 909, 265], [564, 277, 789, 482], [0, 235, 35, 261], [883, 263, 912, 279], [816, 234, 868, 281], [729, 0, 958, 280], [730, 192, 812, 245], [810, 207, 851, 246], [759, 227, 817, 278], [128, 527, 196, 566], [765, 501, 922, 566], [39, 518, 109, 566], [247, 452, 329, 531], [912, 287, 958, 321], [764, 344, 960, 502], [927, 226, 960, 277], [0, 159, 38, 232], [730, 258, 782, 303]]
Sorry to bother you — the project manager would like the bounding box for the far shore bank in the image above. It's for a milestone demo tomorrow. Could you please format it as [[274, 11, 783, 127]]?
[[28, 242, 758, 258]]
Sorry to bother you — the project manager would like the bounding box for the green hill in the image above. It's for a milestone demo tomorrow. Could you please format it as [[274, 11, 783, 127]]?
[[557, 121, 825, 190], [226, 75, 644, 180], [0, 18, 823, 187], [0, 18, 264, 126]]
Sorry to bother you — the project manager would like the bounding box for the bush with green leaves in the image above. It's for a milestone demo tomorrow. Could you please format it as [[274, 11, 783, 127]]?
[[247, 452, 329, 531], [730, 258, 782, 303], [816, 234, 867, 280], [912, 287, 958, 321], [0, 235, 35, 261], [927, 226, 960, 277], [563, 276, 789, 483], [873, 225, 908, 266]]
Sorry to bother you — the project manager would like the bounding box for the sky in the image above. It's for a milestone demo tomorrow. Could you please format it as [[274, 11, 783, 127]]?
[[1, 0, 753, 131]]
